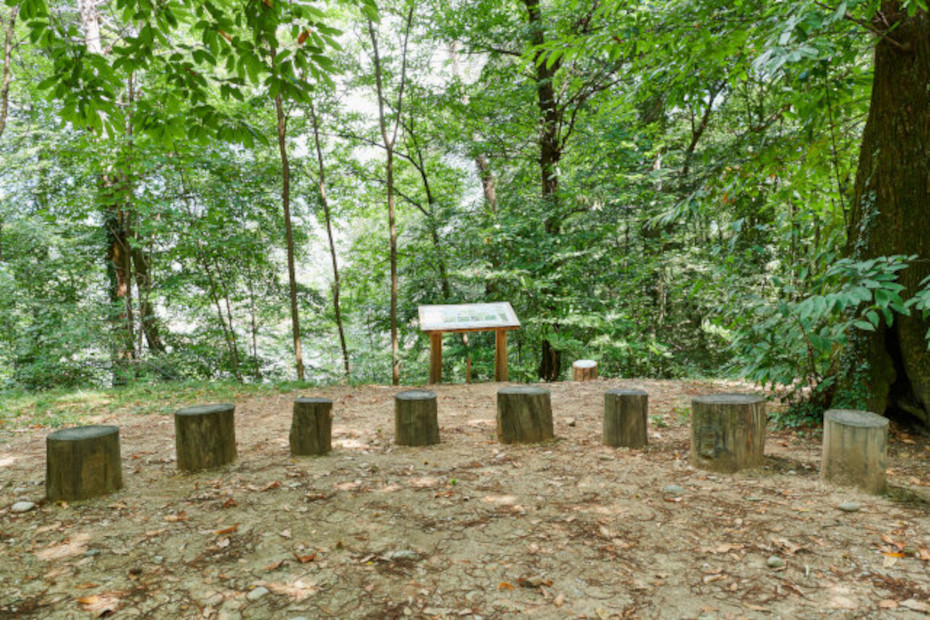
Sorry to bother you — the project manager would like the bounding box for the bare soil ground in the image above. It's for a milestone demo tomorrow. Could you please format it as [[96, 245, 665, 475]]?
[[1, 378, 930, 619]]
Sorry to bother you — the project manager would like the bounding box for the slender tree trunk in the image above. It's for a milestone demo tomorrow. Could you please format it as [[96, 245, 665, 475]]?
[[0, 5, 18, 140], [131, 245, 165, 353], [838, 4, 930, 427], [274, 89, 305, 382], [309, 99, 350, 379], [245, 263, 261, 379], [199, 244, 243, 382], [368, 10, 413, 386]]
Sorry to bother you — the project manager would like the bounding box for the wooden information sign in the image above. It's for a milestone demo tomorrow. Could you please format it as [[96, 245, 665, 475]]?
[[418, 302, 520, 383]]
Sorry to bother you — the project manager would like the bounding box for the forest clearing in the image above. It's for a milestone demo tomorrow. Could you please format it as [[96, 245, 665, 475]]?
[[2, 378, 930, 618], [3, 0, 930, 616]]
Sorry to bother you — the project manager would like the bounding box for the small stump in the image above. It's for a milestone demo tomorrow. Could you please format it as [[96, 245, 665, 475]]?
[[821, 409, 888, 494], [573, 360, 598, 381], [497, 386, 554, 444], [175, 404, 237, 472], [290, 397, 333, 456], [46, 425, 123, 501], [395, 390, 439, 446], [603, 389, 648, 448], [691, 393, 766, 472]]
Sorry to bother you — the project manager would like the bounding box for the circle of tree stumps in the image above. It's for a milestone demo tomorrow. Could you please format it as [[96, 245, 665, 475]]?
[[174, 404, 237, 472], [46, 425, 123, 502]]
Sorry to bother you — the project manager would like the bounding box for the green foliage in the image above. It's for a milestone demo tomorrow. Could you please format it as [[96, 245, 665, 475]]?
[[725, 255, 919, 425]]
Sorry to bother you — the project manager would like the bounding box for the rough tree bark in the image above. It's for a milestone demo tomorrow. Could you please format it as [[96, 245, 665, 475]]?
[[0, 5, 18, 140], [839, 4, 930, 427], [524, 0, 563, 381]]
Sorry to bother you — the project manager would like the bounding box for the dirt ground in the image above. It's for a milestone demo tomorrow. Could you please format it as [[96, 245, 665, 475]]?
[[1, 378, 929, 619]]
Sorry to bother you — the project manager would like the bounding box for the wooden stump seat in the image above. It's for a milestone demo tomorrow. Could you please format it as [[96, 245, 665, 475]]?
[[821, 409, 888, 494], [290, 397, 333, 456], [46, 425, 123, 501], [603, 389, 648, 448], [572, 360, 598, 381], [691, 393, 766, 472], [174, 404, 237, 472], [395, 390, 440, 446], [496, 386, 554, 444]]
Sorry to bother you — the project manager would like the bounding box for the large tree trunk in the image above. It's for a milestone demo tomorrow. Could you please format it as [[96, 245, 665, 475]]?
[[525, 0, 563, 381], [0, 5, 18, 140], [840, 4, 930, 426]]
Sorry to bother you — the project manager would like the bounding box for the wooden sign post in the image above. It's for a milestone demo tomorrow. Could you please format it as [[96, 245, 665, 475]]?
[[418, 302, 520, 384]]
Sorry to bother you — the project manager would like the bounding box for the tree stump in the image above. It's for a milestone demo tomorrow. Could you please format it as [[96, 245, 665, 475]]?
[[290, 397, 333, 456], [395, 390, 440, 446], [497, 386, 554, 444], [174, 404, 237, 472], [573, 360, 598, 381], [46, 425, 123, 501], [603, 389, 648, 448], [691, 394, 766, 472], [821, 409, 889, 494]]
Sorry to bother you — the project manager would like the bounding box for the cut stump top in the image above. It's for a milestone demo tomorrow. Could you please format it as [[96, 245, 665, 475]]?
[[573, 360, 597, 369], [176, 403, 235, 417], [396, 390, 437, 401], [605, 389, 647, 397], [295, 397, 333, 405], [47, 425, 119, 441], [825, 409, 888, 428], [692, 393, 764, 406], [498, 386, 549, 397]]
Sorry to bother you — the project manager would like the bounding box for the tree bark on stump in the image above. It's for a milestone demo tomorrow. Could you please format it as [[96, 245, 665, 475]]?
[[395, 390, 439, 446], [821, 409, 889, 494], [691, 394, 766, 472], [497, 386, 554, 444], [290, 397, 333, 457], [573, 360, 598, 382], [174, 404, 237, 472], [46, 425, 123, 501], [603, 389, 648, 448]]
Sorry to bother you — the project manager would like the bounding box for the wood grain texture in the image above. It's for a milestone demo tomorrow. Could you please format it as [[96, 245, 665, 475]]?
[[174, 404, 237, 472], [496, 386, 553, 444], [290, 397, 333, 456], [46, 425, 123, 501], [395, 390, 440, 446], [691, 394, 766, 472], [603, 389, 647, 448], [821, 409, 888, 494]]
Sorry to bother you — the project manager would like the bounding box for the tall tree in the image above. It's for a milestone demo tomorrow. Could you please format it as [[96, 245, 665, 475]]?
[[0, 5, 18, 139], [309, 98, 350, 378], [368, 2, 414, 385], [838, 3, 930, 425]]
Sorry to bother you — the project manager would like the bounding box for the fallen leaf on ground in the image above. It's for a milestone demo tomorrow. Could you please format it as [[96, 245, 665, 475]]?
[[878, 600, 898, 609], [263, 560, 285, 572], [165, 512, 188, 522], [498, 582, 515, 591], [222, 497, 237, 508], [553, 593, 564, 607], [293, 552, 317, 563], [214, 524, 238, 535]]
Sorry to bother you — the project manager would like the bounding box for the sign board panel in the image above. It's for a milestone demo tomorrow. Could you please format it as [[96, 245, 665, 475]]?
[[418, 302, 520, 333]]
